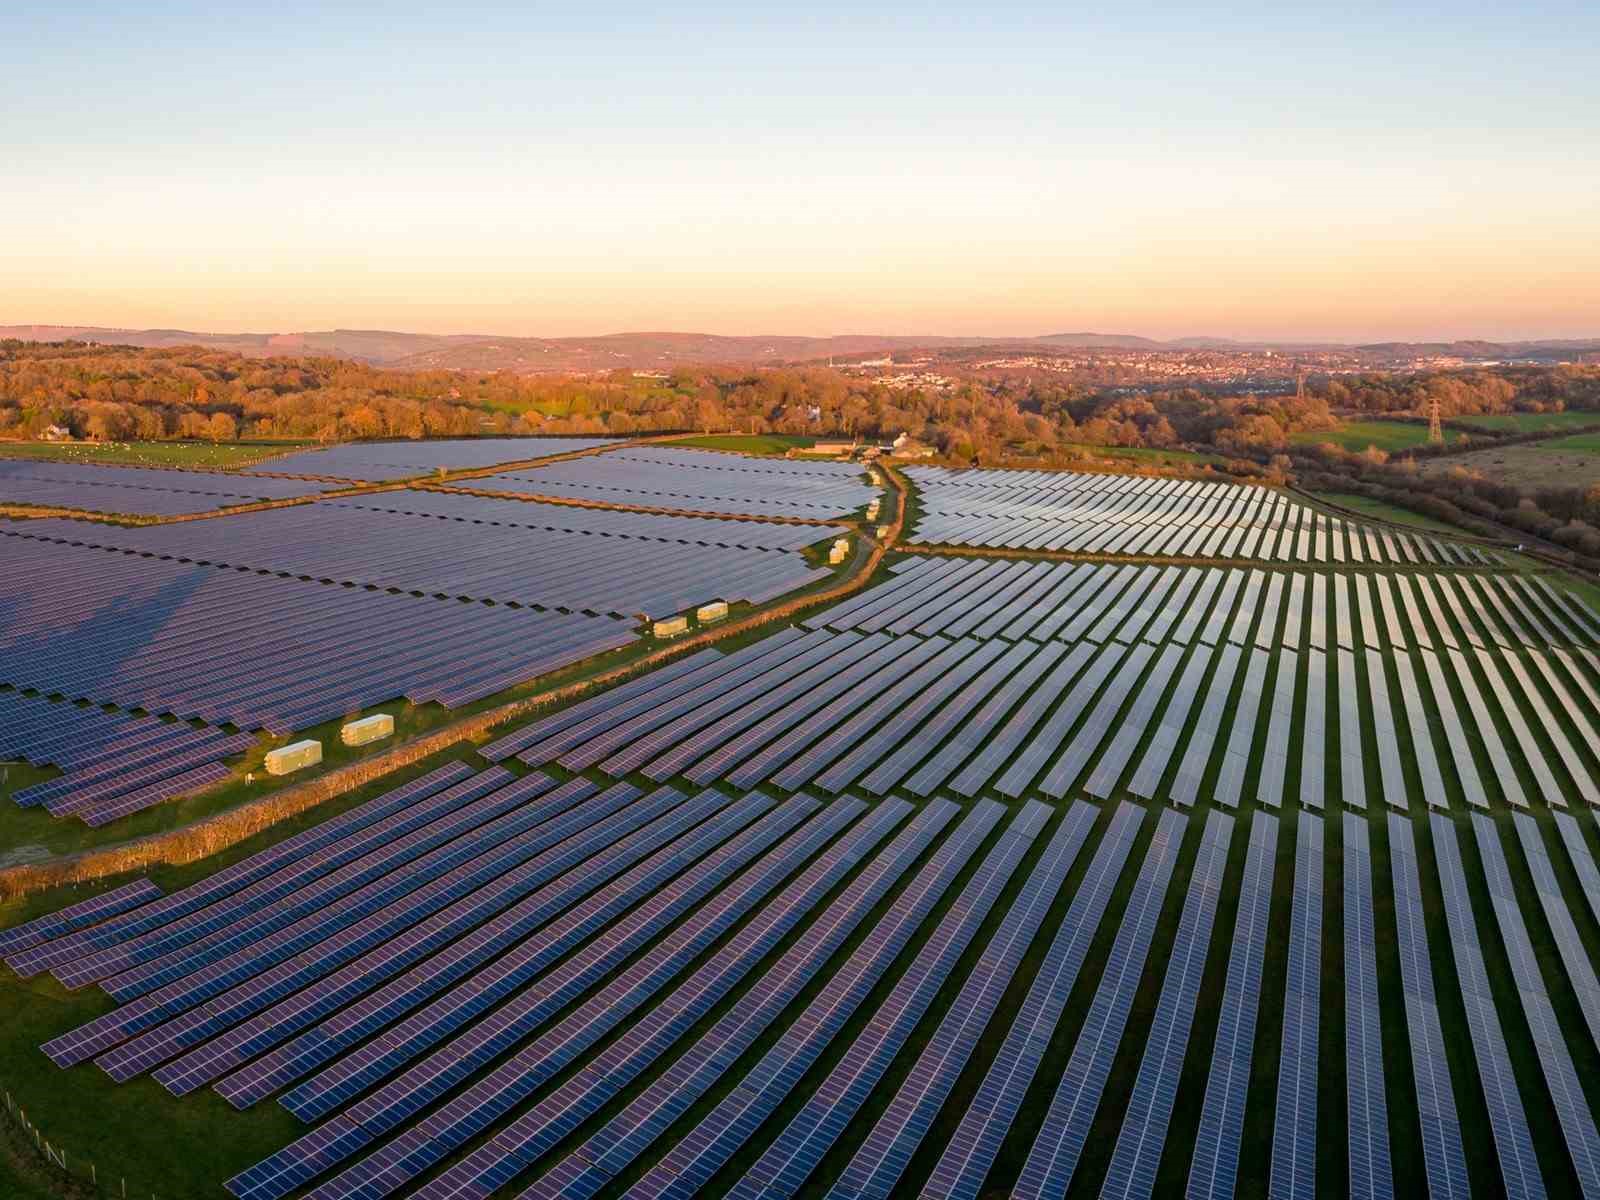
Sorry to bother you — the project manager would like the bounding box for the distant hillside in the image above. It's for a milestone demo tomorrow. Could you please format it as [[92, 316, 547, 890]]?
[[1033, 331, 1165, 349], [5, 324, 1598, 373]]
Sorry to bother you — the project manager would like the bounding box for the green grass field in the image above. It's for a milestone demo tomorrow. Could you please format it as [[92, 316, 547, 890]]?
[[1290, 420, 1455, 453], [1453, 411, 1600, 434], [1085, 446, 1222, 467], [1539, 430, 1600, 452], [669, 434, 817, 455], [0, 440, 312, 470], [1309, 491, 1465, 534]]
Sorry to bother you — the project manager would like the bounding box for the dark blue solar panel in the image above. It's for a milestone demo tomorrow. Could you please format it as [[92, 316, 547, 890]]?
[[1186, 811, 1277, 1200], [726, 800, 1048, 1200], [1014, 807, 1187, 1200], [1268, 814, 1323, 1200], [921, 800, 1143, 1200]]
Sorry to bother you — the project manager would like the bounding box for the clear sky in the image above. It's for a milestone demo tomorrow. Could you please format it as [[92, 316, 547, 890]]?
[[4, 2, 1597, 342]]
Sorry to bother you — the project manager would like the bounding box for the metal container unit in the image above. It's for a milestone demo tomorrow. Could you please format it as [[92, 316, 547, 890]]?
[[341, 713, 395, 746], [265, 739, 323, 776]]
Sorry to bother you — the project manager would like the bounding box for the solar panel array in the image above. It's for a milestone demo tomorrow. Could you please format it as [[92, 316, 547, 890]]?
[[1473, 812, 1600, 1195], [0, 690, 250, 825], [243, 437, 619, 481], [19, 777, 1600, 1200], [0, 533, 636, 735], [11, 498, 828, 619], [472, 551, 1600, 822], [477, 445, 879, 518], [17, 454, 1600, 1200], [1014, 806, 1187, 1200], [1270, 814, 1323, 1200], [333, 488, 828, 551], [1386, 813, 1469, 1200], [1101, 809, 1231, 1200], [0, 458, 332, 515], [1343, 812, 1393, 1200], [1187, 810, 1278, 1200], [904, 466, 1497, 565], [1430, 812, 1547, 1200]]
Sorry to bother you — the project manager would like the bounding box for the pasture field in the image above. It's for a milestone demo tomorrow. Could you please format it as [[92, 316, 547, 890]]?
[[1542, 430, 1600, 452], [0, 440, 311, 470], [1309, 491, 1465, 534], [1289, 419, 1455, 453], [1454, 410, 1600, 434], [1423, 441, 1600, 488], [1077, 445, 1223, 468]]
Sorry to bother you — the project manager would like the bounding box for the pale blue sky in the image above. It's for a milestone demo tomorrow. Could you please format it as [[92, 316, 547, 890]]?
[[4, 2, 1597, 339]]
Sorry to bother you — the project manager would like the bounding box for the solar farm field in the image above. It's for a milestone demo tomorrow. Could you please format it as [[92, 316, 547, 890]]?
[[0, 445, 874, 839], [0, 459, 337, 516], [0, 440, 315, 470], [243, 438, 622, 482], [8, 455, 1600, 1200]]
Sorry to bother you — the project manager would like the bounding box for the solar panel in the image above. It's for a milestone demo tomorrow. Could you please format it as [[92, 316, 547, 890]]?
[[1429, 813, 1547, 1200], [1300, 649, 1327, 811], [1101, 809, 1232, 1200], [1168, 643, 1243, 808], [0, 458, 332, 515], [1417, 649, 1489, 809], [229, 797, 894, 1200], [707, 801, 1050, 1200], [1335, 648, 1367, 811], [0, 878, 164, 958], [1511, 814, 1600, 1051], [1342, 813, 1393, 1200], [1388, 652, 1448, 809], [83, 777, 624, 1080], [216, 789, 780, 1110], [248, 437, 619, 481], [411, 801, 957, 1200], [1038, 641, 1157, 798], [1269, 813, 1322, 1200], [921, 800, 1144, 1200], [1386, 814, 1469, 1200], [1257, 648, 1299, 809], [1472, 812, 1600, 1194], [903, 639, 1070, 795], [1014, 805, 1188, 1200], [7, 763, 478, 980], [1083, 642, 1186, 798], [1187, 810, 1278, 1200], [827, 800, 1099, 1200], [994, 641, 1125, 798], [157, 784, 721, 1096]]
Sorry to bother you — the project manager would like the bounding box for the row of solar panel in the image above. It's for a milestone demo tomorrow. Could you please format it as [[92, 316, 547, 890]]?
[[334, 489, 831, 551], [813, 558, 1600, 652], [0, 458, 333, 515], [904, 467, 1496, 566], [242, 437, 620, 482], [482, 562, 1600, 816], [476, 446, 878, 520], [0, 690, 252, 824], [0, 535, 639, 735], [22, 779, 1600, 1199], [13, 497, 828, 619]]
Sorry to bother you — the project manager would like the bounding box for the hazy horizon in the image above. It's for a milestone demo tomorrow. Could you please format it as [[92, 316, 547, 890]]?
[[5, 319, 1599, 349], [5, 2, 1597, 341]]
